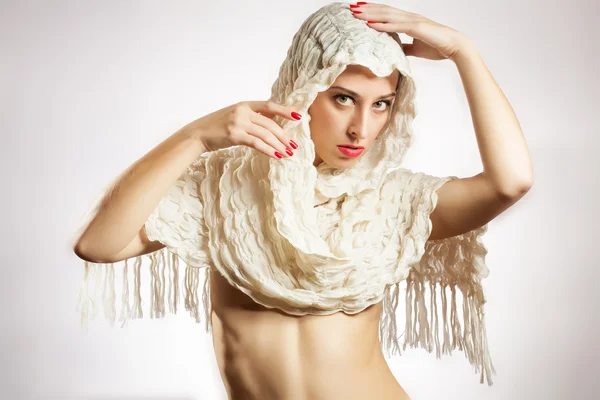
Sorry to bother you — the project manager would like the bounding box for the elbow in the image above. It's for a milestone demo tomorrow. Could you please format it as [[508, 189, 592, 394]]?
[[491, 164, 533, 200], [73, 245, 90, 262], [498, 177, 533, 200], [73, 242, 110, 264], [73, 242, 95, 263]]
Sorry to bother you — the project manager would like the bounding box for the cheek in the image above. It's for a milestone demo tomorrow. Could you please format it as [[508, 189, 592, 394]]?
[[308, 106, 337, 140], [310, 118, 337, 147]]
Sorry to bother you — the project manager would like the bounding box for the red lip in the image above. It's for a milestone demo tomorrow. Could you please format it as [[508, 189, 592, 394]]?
[[337, 145, 364, 158], [338, 144, 364, 149]]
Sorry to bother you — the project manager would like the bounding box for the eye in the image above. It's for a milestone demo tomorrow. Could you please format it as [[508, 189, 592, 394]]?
[[333, 94, 354, 105], [374, 100, 393, 111], [333, 94, 393, 112]]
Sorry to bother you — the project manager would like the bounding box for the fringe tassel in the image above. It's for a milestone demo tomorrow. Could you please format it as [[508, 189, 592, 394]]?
[[379, 277, 496, 386], [76, 247, 212, 335], [380, 280, 402, 356], [77, 248, 494, 385]]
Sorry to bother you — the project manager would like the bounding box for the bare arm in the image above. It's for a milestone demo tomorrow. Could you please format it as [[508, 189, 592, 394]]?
[[73, 128, 207, 263], [428, 39, 533, 241], [73, 100, 302, 263]]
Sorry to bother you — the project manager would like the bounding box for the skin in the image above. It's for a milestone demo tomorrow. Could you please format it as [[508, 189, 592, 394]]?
[[209, 64, 411, 400], [210, 269, 411, 400], [308, 64, 401, 168]]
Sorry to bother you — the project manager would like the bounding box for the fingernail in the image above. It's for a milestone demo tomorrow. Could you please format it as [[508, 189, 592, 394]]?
[[357, 2, 368, 4], [291, 111, 302, 120], [350, 4, 360, 8], [285, 148, 293, 156], [289, 140, 298, 149], [274, 151, 283, 159], [352, 10, 362, 14], [367, 20, 375, 23]]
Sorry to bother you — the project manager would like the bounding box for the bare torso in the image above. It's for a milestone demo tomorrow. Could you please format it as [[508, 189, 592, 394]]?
[[209, 268, 412, 400]]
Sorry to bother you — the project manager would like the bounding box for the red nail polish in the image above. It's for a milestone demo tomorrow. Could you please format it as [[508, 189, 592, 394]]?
[[352, 10, 363, 14], [350, 4, 360, 8], [289, 140, 298, 149], [274, 151, 283, 159], [357, 2, 368, 4], [285, 149, 293, 156], [367, 20, 375, 23], [291, 111, 302, 120]]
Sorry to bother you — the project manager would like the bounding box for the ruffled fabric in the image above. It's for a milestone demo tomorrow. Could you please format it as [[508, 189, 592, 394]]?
[[76, 1, 496, 386], [144, 159, 211, 269], [379, 171, 496, 385]]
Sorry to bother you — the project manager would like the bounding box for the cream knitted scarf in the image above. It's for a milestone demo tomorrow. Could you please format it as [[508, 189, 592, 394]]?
[[77, 2, 496, 386]]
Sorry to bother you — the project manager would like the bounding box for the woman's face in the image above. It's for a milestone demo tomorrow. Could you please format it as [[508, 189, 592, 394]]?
[[308, 64, 401, 168]]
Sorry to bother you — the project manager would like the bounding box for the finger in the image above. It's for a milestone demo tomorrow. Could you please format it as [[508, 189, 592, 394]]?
[[365, 21, 395, 32], [353, 5, 416, 22], [247, 100, 302, 122], [241, 124, 290, 160], [368, 20, 418, 35], [352, 3, 416, 18], [245, 121, 293, 158], [251, 112, 297, 151]]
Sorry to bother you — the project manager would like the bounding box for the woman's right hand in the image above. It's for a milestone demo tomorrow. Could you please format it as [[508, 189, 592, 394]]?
[[180, 101, 302, 159]]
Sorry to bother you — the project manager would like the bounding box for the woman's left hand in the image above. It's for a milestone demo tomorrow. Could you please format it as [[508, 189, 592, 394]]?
[[349, 2, 471, 61]]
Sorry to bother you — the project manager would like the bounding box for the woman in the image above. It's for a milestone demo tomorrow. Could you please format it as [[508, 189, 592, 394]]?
[[73, 2, 533, 399]]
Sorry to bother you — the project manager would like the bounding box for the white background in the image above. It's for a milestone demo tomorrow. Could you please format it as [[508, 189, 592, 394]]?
[[1, 0, 598, 399]]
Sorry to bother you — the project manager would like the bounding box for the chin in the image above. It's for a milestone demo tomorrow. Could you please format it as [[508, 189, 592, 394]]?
[[319, 154, 360, 170]]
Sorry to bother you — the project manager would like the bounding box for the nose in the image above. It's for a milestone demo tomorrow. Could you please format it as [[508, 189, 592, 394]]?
[[348, 107, 371, 140]]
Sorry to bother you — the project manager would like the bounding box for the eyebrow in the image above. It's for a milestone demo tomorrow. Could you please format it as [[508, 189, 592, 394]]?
[[329, 86, 396, 100]]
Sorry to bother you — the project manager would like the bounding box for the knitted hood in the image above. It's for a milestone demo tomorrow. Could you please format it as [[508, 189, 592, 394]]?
[[194, 2, 418, 314]]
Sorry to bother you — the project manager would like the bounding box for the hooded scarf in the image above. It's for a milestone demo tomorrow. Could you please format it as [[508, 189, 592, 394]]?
[[77, 2, 496, 386]]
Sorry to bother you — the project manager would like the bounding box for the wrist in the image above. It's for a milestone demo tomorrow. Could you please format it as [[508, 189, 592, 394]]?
[[174, 126, 208, 155], [450, 36, 479, 63]]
